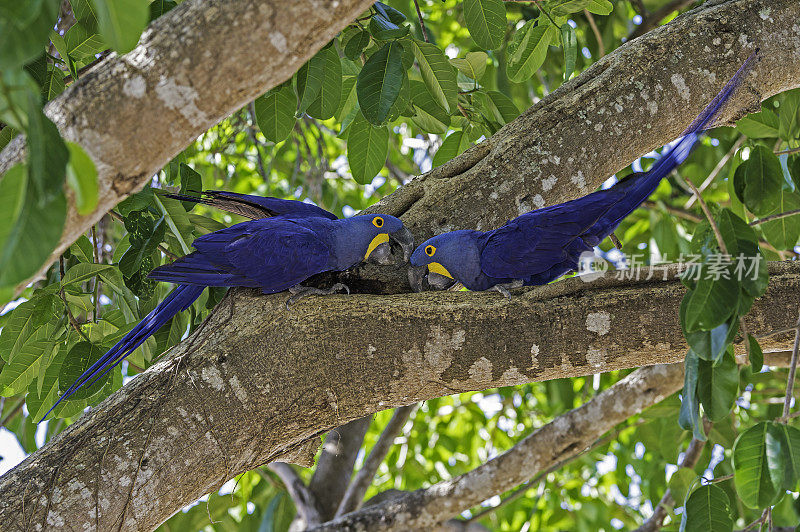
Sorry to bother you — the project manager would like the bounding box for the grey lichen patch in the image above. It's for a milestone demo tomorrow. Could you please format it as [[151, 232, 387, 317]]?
[[586, 311, 611, 335], [229, 375, 249, 404], [155, 75, 209, 126], [123, 75, 147, 98], [670, 73, 690, 101], [201, 366, 225, 391], [424, 326, 466, 370]]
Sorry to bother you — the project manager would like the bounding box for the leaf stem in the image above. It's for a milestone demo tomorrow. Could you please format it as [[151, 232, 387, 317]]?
[[412, 0, 430, 42], [59, 256, 90, 342], [685, 179, 728, 255], [781, 308, 800, 421], [532, 0, 558, 27]]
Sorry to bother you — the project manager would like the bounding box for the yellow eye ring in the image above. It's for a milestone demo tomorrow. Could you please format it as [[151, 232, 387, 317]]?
[[372, 216, 384, 228], [425, 245, 436, 256]]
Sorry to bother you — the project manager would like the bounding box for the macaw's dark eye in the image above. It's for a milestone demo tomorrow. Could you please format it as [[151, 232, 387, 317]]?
[[373, 216, 384, 228], [425, 245, 436, 256]]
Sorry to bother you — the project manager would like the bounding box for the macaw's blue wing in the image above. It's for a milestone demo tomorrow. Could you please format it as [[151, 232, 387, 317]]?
[[164, 190, 338, 221], [148, 218, 332, 293], [480, 51, 756, 281], [41, 284, 205, 421]]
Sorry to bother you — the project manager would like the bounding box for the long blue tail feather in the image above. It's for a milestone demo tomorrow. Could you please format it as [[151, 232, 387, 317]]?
[[40, 284, 204, 421], [589, 50, 757, 239]]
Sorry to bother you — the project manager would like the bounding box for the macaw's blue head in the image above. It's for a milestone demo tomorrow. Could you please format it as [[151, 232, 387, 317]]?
[[409, 230, 483, 291], [334, 214, 414, 269]]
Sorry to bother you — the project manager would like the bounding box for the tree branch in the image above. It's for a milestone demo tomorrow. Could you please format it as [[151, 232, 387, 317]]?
[[267, 463, 323, 526], [312, 362, 686, 531], [628, 0, 696, 41], [308, 416, 373, 521], [336, 405, 417, 517], [2, 263, 800, 529]]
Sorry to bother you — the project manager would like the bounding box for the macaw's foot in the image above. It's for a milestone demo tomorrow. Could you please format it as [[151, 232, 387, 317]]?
[[285, 283, 350, 309], [489, 279, 524, 299]]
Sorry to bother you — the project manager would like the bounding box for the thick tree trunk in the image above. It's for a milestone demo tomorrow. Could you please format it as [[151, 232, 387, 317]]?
[[1, 263, 799, 530], [0, 0, 799, 530]]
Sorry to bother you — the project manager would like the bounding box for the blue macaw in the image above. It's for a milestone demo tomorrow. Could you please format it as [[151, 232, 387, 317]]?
[[42, 193, 413, 420], [409, 53, 756, 296]]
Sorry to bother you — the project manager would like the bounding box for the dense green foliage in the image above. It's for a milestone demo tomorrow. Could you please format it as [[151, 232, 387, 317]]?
[[1, 0, 800, 530]]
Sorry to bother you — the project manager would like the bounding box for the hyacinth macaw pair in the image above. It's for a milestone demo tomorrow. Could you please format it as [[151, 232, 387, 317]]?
[[43, 53, 754, 420]]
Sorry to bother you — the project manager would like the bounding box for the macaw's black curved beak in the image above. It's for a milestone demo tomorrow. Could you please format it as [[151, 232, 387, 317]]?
[[428, 271, 457, 290], [408, 264, 427, 292], [389, 226, 414, 262]]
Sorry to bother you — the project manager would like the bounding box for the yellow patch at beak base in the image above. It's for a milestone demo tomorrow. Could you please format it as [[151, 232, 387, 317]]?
[[428, 262, 453, 279], [365, 233, 389, 260]]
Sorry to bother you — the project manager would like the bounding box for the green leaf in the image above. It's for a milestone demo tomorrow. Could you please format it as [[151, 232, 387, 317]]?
[[344, 29, 371, 61], [737, 107, 780, 139], [697, 350, 738, 422], [42, 65, 66, 101], [25, 345, 66, 421], [91, 0, 148, 53], [26, 94, 69, 205], [585, 0, 613, 15], [411, 39, 458, 114], [758, 189, 800, 249], [733, 145, 784, 215], [0, 69, 40, 130], [65, 22, 105, 61], [62, 263, 115, 288], [560, 24, 577, 81], [255, 84, 297, 143], [778, 89, 800, 141], [478, 90, 520, 125], [149, 0, 177, 21], [449, 52, 488, 81], [0, 291, 60, 364], [307, 45, 343, 120], [0, 165, 28, 265], [58, 341, 111, 399], [374, 2, 406, 24], [777, 424, 800, 490], [296, 51, 326, 115], [70, 234, 95, 263], [680, 484, 733, 532], [683, 274, 739, 332], [733, 421, 789, 509], [118, 212, 166, 277], [347, 111, 389, 185], [432, 130, 471, 167], [70, 0, 100, 31], [678, 350, 706, 441], [681, 299, 737, 363], [668, 468, 698, 507], [0, 183, 67, 297], [65, 141, 99, 215], [154, 194, 192, 254], [0, 338, 57, 396], [0, 0, 60, 70], [178, 163, 202, 212], [369, 14, 409, 40], [463, 0, 506, 50], [357, 42, 404, 125], [507, 20, 557, 83], [409, 80, 450, 134], [748, 334, 763, 373]]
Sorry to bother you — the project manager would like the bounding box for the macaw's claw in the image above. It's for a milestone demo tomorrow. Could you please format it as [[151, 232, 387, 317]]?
[[489, 280, 524, 300], [285, 283, 351, 309]]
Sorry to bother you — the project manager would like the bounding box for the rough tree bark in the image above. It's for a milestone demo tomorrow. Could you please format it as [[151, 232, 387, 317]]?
[[0, 0, 376, 297], [0, 0, 798, 530]]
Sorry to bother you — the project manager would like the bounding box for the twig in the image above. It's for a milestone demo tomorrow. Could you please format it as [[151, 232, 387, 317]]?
[[685, 136, 744, 208], [107, 210, 180, 261], [685, 179, 728, 255], [750, 208, 800, 226], [781, 309, 800, 421], [634, 420, 710, 532], [412, 0, 429, 42], [584, 9, 604, 57], [91, 225, 101, 322], [246, 102, 269, 184], [532, 0, 558, 26], [336, 405, 417, 517], [0, 398, 24, 427], [609, 232, 623, 250], [59, 256, 90, 342], [628, 0, 694, 41], [775, 146, 800, 156]]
